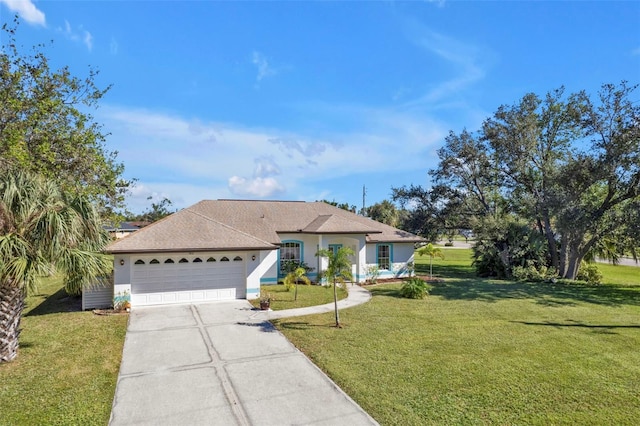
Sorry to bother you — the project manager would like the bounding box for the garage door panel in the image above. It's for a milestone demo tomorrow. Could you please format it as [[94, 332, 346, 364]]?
[[177, 293, 191, 302], [130, 254, 246, 306]]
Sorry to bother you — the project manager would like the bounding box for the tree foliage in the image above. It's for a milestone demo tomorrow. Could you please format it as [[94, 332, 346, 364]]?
[[416, 243, 445, 279], [391, 184, 441, 241], [318, 199, 357, 213], [282, 267, 311, 301], [363, 199, 402, 227], [0, 166, 112, 362], [402, 82, 639, 280], [316, 246, 354, 327], [124, 197, 175, 223], [0, 19, 130, 217]]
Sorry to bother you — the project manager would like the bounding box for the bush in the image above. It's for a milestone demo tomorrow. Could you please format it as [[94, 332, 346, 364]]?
[[365, 265, 380, 284], [512, 264, 558, 282], [472, 217, 548, 279], [400, 278, 429, 299], [576, 261, 603, 285]]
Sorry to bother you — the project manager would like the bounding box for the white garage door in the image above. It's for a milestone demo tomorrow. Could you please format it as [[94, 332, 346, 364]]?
[[130, 254, 246, 306]]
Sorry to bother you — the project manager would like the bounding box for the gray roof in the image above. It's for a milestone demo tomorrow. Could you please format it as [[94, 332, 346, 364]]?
[[103, 222, 140, 232], [107, 200, 424, 254]]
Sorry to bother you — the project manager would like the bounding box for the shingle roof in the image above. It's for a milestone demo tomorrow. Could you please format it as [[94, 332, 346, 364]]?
[[107, 200, 424, 254], [302, 215, 381, 234]]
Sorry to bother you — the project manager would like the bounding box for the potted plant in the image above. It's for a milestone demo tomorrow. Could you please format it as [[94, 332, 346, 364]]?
[[259, 292, 271, 310]]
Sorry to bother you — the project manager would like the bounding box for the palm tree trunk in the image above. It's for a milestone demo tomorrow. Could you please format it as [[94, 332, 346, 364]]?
[[333, 279, 340, 327], [430, 256, 433, 279], [0, 282, 25, 363]]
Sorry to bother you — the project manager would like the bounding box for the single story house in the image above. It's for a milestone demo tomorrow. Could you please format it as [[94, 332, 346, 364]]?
[[83, 200, 424, 309]]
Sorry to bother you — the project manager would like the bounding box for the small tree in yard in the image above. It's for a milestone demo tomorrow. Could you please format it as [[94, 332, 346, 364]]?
[[417, 243, 445, 279], [316, 247, 354, 328], [283, 267, 311, 301], [0, 168, 111, 363]]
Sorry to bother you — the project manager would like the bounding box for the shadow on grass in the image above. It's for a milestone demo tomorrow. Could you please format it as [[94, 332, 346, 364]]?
[[429, 278, 640, 307], [512, 320, 640, 329], [272, 320, 334, 330], [25, 288, 82, 317], [369, 286, 404, 299]]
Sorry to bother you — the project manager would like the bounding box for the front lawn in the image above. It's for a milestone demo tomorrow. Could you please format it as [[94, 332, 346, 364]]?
[[0, 276, 128, 425], [249, 283, 348, 310], [274, 251, 640, 424]]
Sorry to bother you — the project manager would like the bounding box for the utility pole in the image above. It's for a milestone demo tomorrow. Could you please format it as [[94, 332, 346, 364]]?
[[362, 185, 367, 216]]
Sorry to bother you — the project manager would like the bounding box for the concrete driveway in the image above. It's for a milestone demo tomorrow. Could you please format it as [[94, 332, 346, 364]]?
[[109, 299, 378, 425]]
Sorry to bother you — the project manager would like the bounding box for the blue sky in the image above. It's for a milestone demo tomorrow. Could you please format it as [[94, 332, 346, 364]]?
[[2, 1, 639, 213]]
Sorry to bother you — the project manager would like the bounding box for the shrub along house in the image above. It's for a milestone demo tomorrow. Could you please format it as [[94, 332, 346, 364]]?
[[83, 200, 424, 309]]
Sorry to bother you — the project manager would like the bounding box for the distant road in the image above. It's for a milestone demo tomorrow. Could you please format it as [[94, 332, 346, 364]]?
[[436, 240, 473, 249], [436, 241, 639, 268], [597, 257, 639, 268]]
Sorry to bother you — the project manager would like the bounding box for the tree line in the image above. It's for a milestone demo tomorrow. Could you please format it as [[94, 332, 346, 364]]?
[[390, 83, 639, 281]]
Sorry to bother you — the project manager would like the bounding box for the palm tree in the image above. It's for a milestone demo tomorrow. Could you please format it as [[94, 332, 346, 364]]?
[[283, 266, 311, 301], [316, 246, 354, 328], [417, 243, 445, 279], [0, 168, 111, 363]]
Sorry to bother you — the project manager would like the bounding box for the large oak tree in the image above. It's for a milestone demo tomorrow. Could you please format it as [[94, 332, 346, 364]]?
[[400, 82, 639, 280]]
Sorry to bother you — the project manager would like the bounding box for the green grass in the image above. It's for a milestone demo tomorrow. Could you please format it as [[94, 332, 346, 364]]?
[[0, 276, 128, 425], [598, 262, 640, 286], [249, 283, 347, 310], [274, 250, 640, 425]]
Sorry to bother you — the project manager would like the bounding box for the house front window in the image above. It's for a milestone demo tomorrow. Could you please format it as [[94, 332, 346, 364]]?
[[377, 244, 391, 271], [280, 240, 302, 276]]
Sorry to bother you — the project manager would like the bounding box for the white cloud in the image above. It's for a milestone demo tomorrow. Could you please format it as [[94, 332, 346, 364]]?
[[253, 156, 281, 178], [58, 19, 93, 52], [125, 182, 228, 214], [228, 176, 285, 198], [269, 137, 327, 158], [83, 30, 93, 51], [98, 103, 446, 210], [402, 21, 492, 107], [227, 156, 286, 197], [0, 0, 45, 26], [632, 47, 640, 56], [252, 51, 276, 83], [110, 37, 119, 55]]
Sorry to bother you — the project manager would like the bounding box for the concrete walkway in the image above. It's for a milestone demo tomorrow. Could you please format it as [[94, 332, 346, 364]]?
[[110, 284, 377, 426], [252, 283, 372, 320]]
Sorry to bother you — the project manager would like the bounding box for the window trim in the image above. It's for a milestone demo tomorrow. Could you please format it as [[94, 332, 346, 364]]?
[[279, 240, 304, 278], [328, 244, 343, 256], [376, 243, 393, 271]]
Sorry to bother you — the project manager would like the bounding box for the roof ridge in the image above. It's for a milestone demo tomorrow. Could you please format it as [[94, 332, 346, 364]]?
[[185, 208, 276, 247], [215, 199, 305, 203]]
